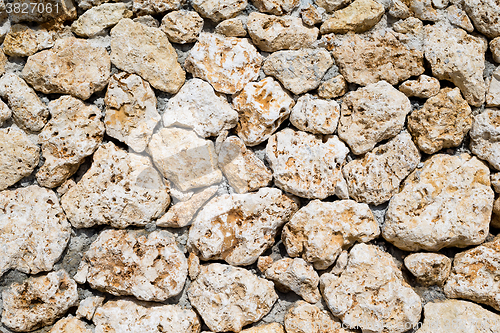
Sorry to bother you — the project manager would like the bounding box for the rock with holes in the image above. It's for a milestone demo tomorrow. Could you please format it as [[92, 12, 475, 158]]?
[[486, 66, 500, 107], [290, 94, 340, 135], [470, 109, 500, 170], [492, 173, 500, 193], [49, 317, 92, 333], [76, 296, 105, 321], [132, 0, 182, 15], [160, 10, 204, 44], [71, 3, 133, 37], [0, 99, 10, 126], [318, 75, 348, 99], [284, 301, 352, 333], [3, 24, 55, 57], [320, 0, 384, 34], [241, 323, 284, 333], [404, 253, 451, 286], [491, 37, 500, 63], [446, 5, 474, 32], [314, 0, 351, 12], [215, 17, 247, 36], [401, 0, 441, 21], [399, 74, 440, 98], [300, 4, 324, 26], [463, 0, 500, 38], [192, 0, 247, 22], [0, 49, 6, 76], [252, 0, 299, 14]]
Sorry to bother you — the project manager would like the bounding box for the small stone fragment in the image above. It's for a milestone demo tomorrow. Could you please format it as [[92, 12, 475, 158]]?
[[486, 66, 500, 107], [71, 3, 132, 37], [388, 0, 411, 17], [463, 0, 500, 38], [132, 0, 182, 15], [290, 94, 340, 135], [314, 0, 351, 12], [301, 4, 324, 26], [318, 75, 348, 99], [470, 108, 500, 170], [284, 301, 350, 333], [493, 197, 500, 228], [491, 37, 500, 63], [161, 10, 204, 44], [215, 17, 247, 36], [76, 296, 105, 321], [446, 5, 474, 32], [192, 0, 247, 22], [133, 14, 160, 27], [257, 256, 274, 272], [0, 99, 10, 126], [49, 317, 92, 333], [0, 49, 6, 76], [9, 0, 76, 23], [188, 252, 201, 280], [404, 253, 451, 286], [399, 74, 440, 98], [402, 0, 440, 21], [330, 250, 348, 275], [3, 24, 55, 57], [252, 0, 299, 15], [491, 173, 500, 193], [320, 0, 384, 34], [242, 323, 284, 333]]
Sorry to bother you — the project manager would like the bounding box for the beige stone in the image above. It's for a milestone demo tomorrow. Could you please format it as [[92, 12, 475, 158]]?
[[188, 252, 201, 280], [486, 66, 500, 107], [399, 74, 440, 98], [314, 0, 351, 12], [290, 94, 340, 135], [491, 37, 500, 63], [161, 10, 204, 44], [0, 49, 6, 76], [447, 5, 474, 32], [470, 108, 500, 170], [252, 0, 299, 15], [192, 0, 247, 22], [133, 15, 160, 27], [132, 0, 182, 14], [301, 4, 325, 26], [492, 173, 500, 193], [284, 301, 351, 333], [215, 17, 247, 36], [76, 296, 104, 321], [49, 317, 92, 333], [0, 99, 10, 126], [9, 0, 76, 23], [493, 197, 500, 228], [405, 253, 451, 287], [402, 0, 440, 21], [71, 3, 132, 37], [242, 323, 284, 333], [3, 24, 55, 57], [320, 0, 384, 34], [463, 0, 500, 38], [318, 75, 348, 99]]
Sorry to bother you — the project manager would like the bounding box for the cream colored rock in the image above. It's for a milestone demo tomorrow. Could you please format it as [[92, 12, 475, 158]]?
[[49, 317, 92, 333], [242, 323, 284, 333], [290, 94, 339, 135], [61, 142, 170, 228], [402, 0, 440, 21], [161, 11, 203, 44], [1, 270, 79, 332], [133, 0, 182, 14], [330, 250, 348, 275], [383, 153, 494, 251], [215, 17, 247, 36], [320, 244, 422, 333], [0, 99, 10, 126], [233, 77, 294, 146], [399, 74, 440, 98], [188, 263, 278, 332], [404, 253, 451, 286], [491, 37, 500, 63], [463, 0, 500, 38], [247, 12, 319, 52], [266, 128, 349, 199], [252, 0, 299, 14], [8, 0, 76, 23], [338, 80, 411, 155], [3, 24, 55, 57], [263, 48, 333, 95], [188, 252, 201, 280], [188, 187, 298, 265], [185, 33, 263, 94], [318, 75, 348, 99], [446, 5, 474, 32], [470, 109, 500, 170], [492, 173, 500, 193], [493, 197, 500, 228], [343, 131, 420, 206], [93, 299, 201, 333], [320, 0, 384, 34], [193, 0, 247, 22], [486, 66, 500, 107], [71, 3, 132, 37], [391, 16, 425, 52], [76, 296, 105, 321], [315, 0, 351, 12], [284, 301, 351, 333], [111, 18, 185, 94], [0, 49, 6, 76], [301, 4, 324, 26]]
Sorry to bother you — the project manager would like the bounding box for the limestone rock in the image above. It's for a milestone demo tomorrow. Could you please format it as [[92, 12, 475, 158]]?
[[193, 0, 247, 22], [463, 0, 500, 38], [320, 243, 422, 333], [233, 77, 294, 146], [492, 173, 500, 193], [284, 301, 351, 333], [0, 99, 10, 126], [161, 10, 204, 44], [493, 197, 500, 228], [188, 187, 298, 265], [252, 0, 299, 15], [404, 253, 451, 286], [314, 0, 351, 12], [132, 0, 182, 14], [49, 317, 92, 333], [318, 75, 348, 99], [185, 33, 263, 94], [399, 74, 440, 98], [402, 0, 440, 21], [71, 3, 132, 37], [188, 252, 201, 280], [446, 5, 474, 32], [0, 49, 6, 76], [76, 296, 105, 321], [320, 0, 384, 34], [188, 263, 278, 332], [383, 153, 494, 251], [338, 80, 411, 155], [1, 270, 79, 332], [301, 4, 324, 26], [215, 17, 247, 36], [61, 142, 170, 228], [486, 66, 500, 107], [290, 94, 340, 135], [9, 0, 76, 23], [242, 323, 284, 333], [247, 12, 319, 52], [266, 128, 349, 199], [3, 24, 55, 57], [491, 37, 500, 63], [470, 108, 500, 170]]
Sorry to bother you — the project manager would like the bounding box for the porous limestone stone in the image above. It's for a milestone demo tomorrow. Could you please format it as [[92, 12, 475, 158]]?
[[192, 0, 247, 22], [320, 243, 422, 333], [8, 0, 76, 23], [247, 12, 319, 52], [0, 99, 10, 126], [266, 128, 349, 199], [76, 296, 104, 321], [330, 250, 348, 275], [233, 77, 294, 146], [0, 128, 39, 191], [399, 74, 440, 98], [282, 200, 379, 270], [188, 252, 201, 280], [132, 0, 182, 14], [401, 0, 440, 21], [262, 48, 333, 95], [320, 0, 384, 34], [241, 323, 284, 333], [284, 301, 351, 333], [470, 109, 500, 170], [111, 18, 185, 94], [492, 173, 500, 193], [463, 0, 500, 38], [338, 80, 411, 155], [404, 253, 451, 286], [160, 10, 204, 44], [446, 5, 474, 32], [300, 4, 324, 26], [391, 16, 425, 52], [188, 263, 278, 332], [185, 33, 263, 94], [215, 17, 247, 36], [71, 3, 132, 37], [343, 131, 420, 206], [253, 0, 298, 14], [3, 24, 55, 57], [318, 75, 348, 99], [486, 66, 500, 107], [61, 142, 170, 228], [491, 37, 500, 63], [493, 197, 500, 228], [1, 270, 79, 332], [187, 187, 298, 265], [49, 317, 92, 333], [0, 49, 6, 76], [314, 0, 351, 12], [383, 153, 494, 251], [290, 94, 339, 135]]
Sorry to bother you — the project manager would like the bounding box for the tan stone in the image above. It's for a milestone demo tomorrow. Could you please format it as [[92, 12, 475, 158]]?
[[242, 323, 284, 333], [49, 317, 92, 333], [71, 3, 132, 37], [301, 4, 324, 26], [470, 108, 500, 170], [399, 74, 440, 98], [215, 17, 247, 36], [192, 0, 247, 22], [447, 5, 474, 32], [404, 253, 451, 286], [493, 197, 500, 228], [486, 66, 500, 107], [9, 0, 76, 23], [491, 37, 500, 63], [314, 0, 351, 12], [161, 10, 204, 44], [402, 0, 440, 21], [318, 75, 348, 99], [320, 0, 384, 34], [290, 94, 340, 135], [252, 0, 299, 15], [3, 24, 55, 57], [284, 301, 351, 333], [188, 252, 201, 280], [76, 296, 104, 321], [463, 0, 500, 38], [0, 99, 10, 126], [132, 0, 182, 14], [0, 49, 6, 76]]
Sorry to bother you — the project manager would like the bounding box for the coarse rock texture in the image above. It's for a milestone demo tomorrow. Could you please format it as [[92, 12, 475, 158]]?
[[266, 128, 349, 199], [76, 296, 104, 321], [492, 173, 500, 193], [75, 229, 188, 302], [22, 37, 111, 100], [470, 109, 500, 171], [71, 3, 133, 37], [61, 142, 170, 228], [0, 50, 6, 76], [188, 187, 298, 265], [1, 270, 79, 332], [8, 0, 76, 23], [463, 0, 500, 38], [314, 0, 351, 12], [404, 253, 451, 286], [241, 323, 284, 333], [132, 0, 182, 15], [491, 37, 500, 63], [300, 4, 324, 26], [284, 301, 351, 333], [215, 17, 247, 36], [408, 87, 472, 154], [0, 185, 71, 277], [320, 0, 384, 34], [3, 24, 55, 57], [399, 74, 440, 98], [192, 0, 247, 22], [252, 0, 298, 14], [320, 243, 422, 333], [487, 66, 500, 107], [0, 128, 40, 191], [343, 130, 420, 206], [318, 75, 348, 99], [493, 197, 500, 228], [446, 5, 474, 33], [160, 10, 204, 44], [93, 299, 201, 333], [289, 94, 340, 134], [233, 77, 294, 146], [282, 199, 380, 270], [401, 0, 441, 21], [110, 18, 185, 94], [262, 48, 333, 95], [188, 263, 278, 332], [383, 153, 494, 251], [247, 12, 319, 52], [185, 33, 263, 94], [0, 99, 10, 126], [49, 317, 92, 333], [338, 80, 411, 155]]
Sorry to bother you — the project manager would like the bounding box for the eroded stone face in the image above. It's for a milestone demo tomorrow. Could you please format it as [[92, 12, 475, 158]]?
[[318, 75, 348, 99], [470, 109, 500, 171], [487, 66, 500, 107], [76, 296, 104, 321], [463, 0, 500, 38], [284, 301, 351, 333], [404, 253, 451, 286], [71, 3, 132, 37], [491, 37, 500, 63], [3, 24, 55, 57], [132, 0, 182, 15], [215, 17, 247, 36], [399, 74, 440, 98], [446, 5, 474, 32], [160, 10, 204, 44], [0, 99, 10, 126], [314, 0, 351, 12], [320, 0, 384, 34], [192, 0, 247, 22], [241, 323, 284, 333], [252, 0, 299, 15], [289, 94, 340, 135], [49, 317, 92, 333]]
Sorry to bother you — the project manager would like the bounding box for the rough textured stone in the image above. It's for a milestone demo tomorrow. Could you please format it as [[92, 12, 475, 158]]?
[[192, 0, 247, 22], [0, 49, 6, 76], [300, 4, 324, 26], [3, 24, 55, 57], [399, 74, 440, 98], [160, 10, 203, 44], [404, 253, 451, 287], [493, 197, 500, 228], [132, 0, 182, 14], [486, 66, 500, 107], [320, 244, 422, 333], [290, 94, 340, 135], [320, 0, 384, 34], [188, 263, 278, 332], [383, 153, 494, 251], [314, 0, 351, 12], [0, 99, 10, 126], [76, 296, 104, 321], [8, 0, 76, 23], [49, 317, 92, 333], [241, 323, 284, 333], [252, 0, 298, 14], [491, 37, 500, 63], [446, 5, 474, 32], [492, 173, 500, 193], [215, 17, 247, 36], [318, 75, 348, 99], [470, 109, 500, 170], [463, 0, 500, 38], [284, 301, 351, 333], [71, 3, 132, 37], [283, 200, 379, 270], [402, 0, 441, 21]]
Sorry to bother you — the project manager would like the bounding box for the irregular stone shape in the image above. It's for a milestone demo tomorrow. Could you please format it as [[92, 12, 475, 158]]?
[[266, 128, 349, 199], [132, 0, 182, 14], [76, 296, 105, 321], [492, 173, 500, 193], [284, 301, 351, 333], [75, 229, 188, 302], [391, 16, 425, 52], [0, 186, 71, 277], [0, 49, 6, 76], [318, 75, 348, 99], [0, 128, 39, 191], [301, 4, 324, 26], [486, 66, 500, 107], [424, 24, 487, 107], [446, 5, 474, 32], [283, 199, 379, 270], [71, 3, 133, 37], [163, 78, 238, 138], [148, 127, 222, 191], [463, 0, 500, 38], [161, 10, 204, 44], [402, 0, 440, 21], [290, 94, 340, 135], [0, 73, 49, 132], [1, 270, 79, 332], [134, 14, 160, 27], [399, 74, 440, 98], [188, 252, 201, 280], [491, 37, 500, 63], [8, 0, 76, 23], [343, 131, 420, 206], [383, 153, 494, 251], [93, 299, 201, 333], [470, 109, 500, 170], [241, 323, 284, 333], [315, 0, 351, 12], [111, 18, 185, 94], [404, 253, 451, 286], [192, 0, 247, 22], [215, 17, 247, 36], [49, 317, 92, 333], [218, 136, 273, 193], [185, 33, 263, 94], [493, 197, 500, 228], [320, 244, 422, 333], [233, 77, 294, 146], [408, 87, 472, 154], [262, 48, 333, 95], [444, 237, 500, 311], [0, 99, 10, 126], [3, 24, 55, 57], [338, 80, 411, 155], [247, 12, 319, 52], [188, 263, 278, 332], [320, 0, 384, 34], [104, 72, 160, 153], [418, 299, 500, 333], [252, 0, 299, 15], [61, 142, 170, 228], [188, 188, 298, 265]]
